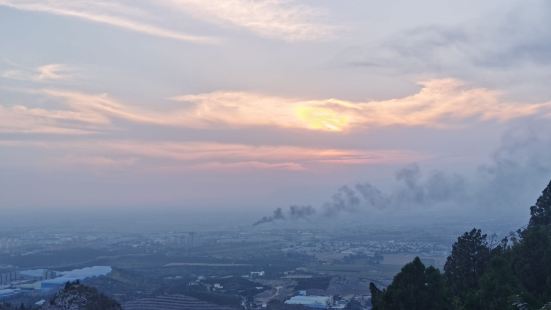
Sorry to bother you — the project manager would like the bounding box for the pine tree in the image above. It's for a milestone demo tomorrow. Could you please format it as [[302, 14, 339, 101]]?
[[529, 180, 551, 227], [370, 257, 450, 310], [444, 228, 491, 306]]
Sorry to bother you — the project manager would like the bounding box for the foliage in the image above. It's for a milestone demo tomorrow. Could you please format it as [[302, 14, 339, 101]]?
[[511, 225, 551, 306], [45, 281, 122, 310], [444, 228, 491, 308], [478, 256, 519, 310], [370, 257, 450, 310], [370, 180, 551, 310], [529, 180, 551, 227]]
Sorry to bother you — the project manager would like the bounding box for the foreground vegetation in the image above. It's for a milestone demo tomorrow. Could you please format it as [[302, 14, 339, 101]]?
[[370, 180, 551, 310], [0, 282, 121, 310]]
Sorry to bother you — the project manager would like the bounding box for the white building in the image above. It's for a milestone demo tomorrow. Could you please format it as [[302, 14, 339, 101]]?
[[285, 295, 333, 309]]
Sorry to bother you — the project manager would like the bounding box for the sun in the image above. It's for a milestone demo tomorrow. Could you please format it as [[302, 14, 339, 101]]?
[[294, 105, 350, 132]]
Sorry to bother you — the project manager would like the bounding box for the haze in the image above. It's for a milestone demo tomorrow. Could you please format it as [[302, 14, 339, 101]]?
[[1, 0, 551, 229]]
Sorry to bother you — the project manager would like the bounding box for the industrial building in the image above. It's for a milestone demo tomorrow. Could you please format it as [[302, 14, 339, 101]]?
[[285, 294, 333, 309]]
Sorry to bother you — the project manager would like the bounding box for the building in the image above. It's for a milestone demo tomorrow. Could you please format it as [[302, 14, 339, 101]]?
[[0, 288, 20, 299], [249, 271, 265, 278], [40, 266, 112, 290], [285, 295, 333, 309]]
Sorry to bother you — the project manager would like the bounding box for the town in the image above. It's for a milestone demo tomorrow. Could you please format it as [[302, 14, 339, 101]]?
[[0, 224, 457, 309]]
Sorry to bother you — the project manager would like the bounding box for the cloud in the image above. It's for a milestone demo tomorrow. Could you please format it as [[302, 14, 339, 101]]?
[[0, 0, 216, 44], [2, 79, 551, 135], [35, 64, 73, 81], [346, 0, 551, 93], [160, 0, 335, 41], [39, 89, 161, 125], [106, 142, 421, 167], [59, 155, 138, 168], [0, 0, 334, 42], [190, 161, 305, 172], [1, 63, 75, 82], [0, 104, 98, 135], [172, 79, 551, 132], [0, 140, 422, 172]]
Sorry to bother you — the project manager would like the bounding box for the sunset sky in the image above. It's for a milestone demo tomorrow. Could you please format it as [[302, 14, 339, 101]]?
[[1, 0, 550, 214]]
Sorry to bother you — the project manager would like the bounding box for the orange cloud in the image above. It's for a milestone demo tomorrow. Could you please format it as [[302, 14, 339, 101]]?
[[0, 105, 96, 135], [171, 79, 551, 131], [0, 140, 423, 172], [2, 79, 550, 135], [160, 0, 335, 41]]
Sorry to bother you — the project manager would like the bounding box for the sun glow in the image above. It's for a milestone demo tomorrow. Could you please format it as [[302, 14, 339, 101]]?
[[294, 105, 350, 132]]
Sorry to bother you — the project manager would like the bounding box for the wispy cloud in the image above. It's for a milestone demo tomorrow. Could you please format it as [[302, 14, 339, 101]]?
[[104, 142, 418, 167], [345, 1, 551, 99], [0, 0, 333, 42], [2, 79, 550, 135], [160, 0, 335, 41], [35, 64, 73, 81], [1, 63, 75, 82], [0, 0, 217, 43], [171, 79, 551, 131], [0, 104, 98, 135], [59, 155, 138, 168], [39, 89, 161, 125], [0, 140, 421, 171]]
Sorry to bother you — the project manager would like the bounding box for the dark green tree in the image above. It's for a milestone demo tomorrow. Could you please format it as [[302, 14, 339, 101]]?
[[49, 281, 122, 310], [368, 179, 551, 310], [511, 225, 551, 307], [529, 180, 551, 227], [444, 228, 491, 308], [370, 257, 450, 310], [369, 282, 383, 309], [478, 256, 520, 310], [506, 180, 551, 307]]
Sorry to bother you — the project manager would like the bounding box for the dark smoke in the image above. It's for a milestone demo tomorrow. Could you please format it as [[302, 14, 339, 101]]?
[[323, 186, 361, 216], [253, 165, 466, 226], [253, 207, 284, 226], [355, 183, 389, 209], [253, 125, 551, 226], [476, 126, 551, 210], [390, 165, 467, 208], [289, 205, 316, 218], [253, 205, 315, 226]]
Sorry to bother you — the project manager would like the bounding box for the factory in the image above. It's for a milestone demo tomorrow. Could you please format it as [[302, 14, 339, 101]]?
[[0, 265, 112, 300], [285, 291, 333, 309], [39, 266, 112, 290]]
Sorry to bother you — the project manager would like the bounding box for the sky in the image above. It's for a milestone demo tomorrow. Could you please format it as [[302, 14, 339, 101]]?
[[1, 0, 551, 221]]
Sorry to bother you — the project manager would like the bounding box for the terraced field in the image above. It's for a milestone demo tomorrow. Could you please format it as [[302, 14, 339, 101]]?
[[123, 294, 237, 310]]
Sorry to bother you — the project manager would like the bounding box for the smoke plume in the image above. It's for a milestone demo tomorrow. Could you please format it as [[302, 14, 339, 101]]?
[[253, 125, 551, 226], [253, 205, 315, 226]]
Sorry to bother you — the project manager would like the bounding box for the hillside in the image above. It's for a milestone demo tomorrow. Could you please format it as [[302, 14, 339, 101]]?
[[43, 281, 121, 310], [370, 180, 551, 310]]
